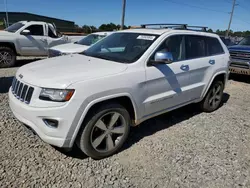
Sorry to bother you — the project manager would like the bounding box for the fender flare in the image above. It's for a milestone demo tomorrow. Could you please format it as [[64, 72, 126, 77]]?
[[201, 70, 228, 99], [67, 93, 138, 147]]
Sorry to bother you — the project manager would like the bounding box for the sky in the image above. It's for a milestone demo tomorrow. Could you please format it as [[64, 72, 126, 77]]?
[[1, 0, 250, 31]]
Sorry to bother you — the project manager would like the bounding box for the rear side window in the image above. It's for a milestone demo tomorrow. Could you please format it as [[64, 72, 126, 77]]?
[[186, 35, 206, 59], [206, 37, 224, 55], [25, 25, 44, 36]]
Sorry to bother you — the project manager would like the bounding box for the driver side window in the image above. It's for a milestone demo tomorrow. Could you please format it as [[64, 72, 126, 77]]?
[[151, 35, 185, 62], [25, 25, 44, 36]]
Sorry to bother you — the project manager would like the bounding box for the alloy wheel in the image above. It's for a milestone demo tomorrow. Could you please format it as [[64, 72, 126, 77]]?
[[90, 112, 126, 153], [208, 83, 222, 108], [0, 51, 12, 65]]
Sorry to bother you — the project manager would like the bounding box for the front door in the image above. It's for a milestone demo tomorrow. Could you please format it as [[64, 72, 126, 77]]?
[[17, 24, 48, 56], [144, 35, 191, 116]]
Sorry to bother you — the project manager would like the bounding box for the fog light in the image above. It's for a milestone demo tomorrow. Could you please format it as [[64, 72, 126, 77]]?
[[43, 119, 58, 128]]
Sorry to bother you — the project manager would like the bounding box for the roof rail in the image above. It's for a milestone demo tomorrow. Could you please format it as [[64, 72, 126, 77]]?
[[140, 23, 208, 32], [187, 25, 208, 32], [141, 23, 187, 29]]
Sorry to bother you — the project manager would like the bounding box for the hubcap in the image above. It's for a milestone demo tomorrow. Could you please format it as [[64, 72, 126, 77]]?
[[0, 51, 12, 65], [90, 112, 126, 152], [209, 84, 222, 108]]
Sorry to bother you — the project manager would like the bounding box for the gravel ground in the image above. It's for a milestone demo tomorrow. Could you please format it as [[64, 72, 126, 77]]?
[[1, 61, 250, 188]]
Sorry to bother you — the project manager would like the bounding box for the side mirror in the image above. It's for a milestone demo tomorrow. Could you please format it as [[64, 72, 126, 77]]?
[[21, 29, 31, 35], [148, 51, 174, 66]]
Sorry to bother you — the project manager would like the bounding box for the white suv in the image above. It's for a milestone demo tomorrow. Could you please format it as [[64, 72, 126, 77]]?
[[9, 24, 230, 159]]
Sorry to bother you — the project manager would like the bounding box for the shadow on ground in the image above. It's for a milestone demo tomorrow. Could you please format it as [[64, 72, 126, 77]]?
[[56, 93, 230, 159], [122, 93, 230, 153], [0, 76, 14, 93], [229, 73, 250, 84], [53, 145, 88, 160]]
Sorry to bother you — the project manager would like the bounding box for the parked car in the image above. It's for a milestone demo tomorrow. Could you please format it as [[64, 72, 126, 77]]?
[[48, 32, 113, 57], [228, 36, 250, 75], [0, 21, 71, 68], [9, 24, 230, 159], [220, 36, 235, 47]]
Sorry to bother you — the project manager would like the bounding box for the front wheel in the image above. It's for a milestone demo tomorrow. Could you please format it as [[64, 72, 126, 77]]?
[[77, 103, 131, 159], [0, 46, 16, 68], [200, 80, 224, 112]]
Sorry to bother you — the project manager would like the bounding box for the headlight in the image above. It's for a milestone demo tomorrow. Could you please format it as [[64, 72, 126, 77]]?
[[39, 88, 74, 102]]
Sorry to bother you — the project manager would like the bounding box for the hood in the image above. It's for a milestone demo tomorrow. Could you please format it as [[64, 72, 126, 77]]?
[[228, 45, 250, 51], [16, 54, 127, 88], [0, 30, 15, 36], [50, 43, 89, 53]]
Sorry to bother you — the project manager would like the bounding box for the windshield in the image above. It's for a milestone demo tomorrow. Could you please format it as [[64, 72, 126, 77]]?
[[238, 37, 250, 46], [82, 33, 159, 63], [5, 22, 24, 33], [77, 34, 106, 46]]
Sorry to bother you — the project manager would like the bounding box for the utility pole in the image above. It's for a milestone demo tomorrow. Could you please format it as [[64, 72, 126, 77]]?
[[121, 0, 126, 30], [4, 0, 9, 27], [226, 0, 236, 37]]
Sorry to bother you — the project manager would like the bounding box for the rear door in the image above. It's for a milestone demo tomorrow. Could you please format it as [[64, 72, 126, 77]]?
[[185, 35, 225, 100], [17, 24, 48, 56]]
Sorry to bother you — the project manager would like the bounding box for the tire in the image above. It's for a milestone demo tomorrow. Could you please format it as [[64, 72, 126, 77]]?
[[200, 80, 224, 112], [0, 46, 16, 68], [77, 103, 131, 159]]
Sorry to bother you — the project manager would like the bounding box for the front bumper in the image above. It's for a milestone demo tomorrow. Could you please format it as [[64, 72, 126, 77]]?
[[9, 89, 75, 148], [229, 59, 250, 75], [229, 66, 250, 75]]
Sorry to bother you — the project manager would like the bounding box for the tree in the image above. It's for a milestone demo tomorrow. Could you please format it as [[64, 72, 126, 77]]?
[[207, 28, 213, 33]]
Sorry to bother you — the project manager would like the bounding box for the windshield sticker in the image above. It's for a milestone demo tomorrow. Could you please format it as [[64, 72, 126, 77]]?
[[137, 35, 156, 40]]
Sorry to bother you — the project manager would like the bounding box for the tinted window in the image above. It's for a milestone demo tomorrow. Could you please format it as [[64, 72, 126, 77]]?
[[206, 37, 224, 55], [152, 35, 185, 62], [186, 35, 206, 59], [25, 25, 44, 36]]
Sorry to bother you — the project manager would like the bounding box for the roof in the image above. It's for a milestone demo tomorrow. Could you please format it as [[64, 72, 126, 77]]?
[[0, 12, 74, 24], [117, 28, 220, 38]]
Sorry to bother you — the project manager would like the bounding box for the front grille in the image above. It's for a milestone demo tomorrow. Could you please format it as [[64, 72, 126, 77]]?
[[11, 77, 34, 104], [230, 63, 249, 69], [48, 49, 61, 58], [230, 51, 250, 61]]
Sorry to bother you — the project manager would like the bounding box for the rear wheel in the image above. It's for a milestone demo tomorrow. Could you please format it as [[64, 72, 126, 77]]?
[[0, 46, 16, 68], [200, 80, 224, 112], [77, 103, 130, 159]]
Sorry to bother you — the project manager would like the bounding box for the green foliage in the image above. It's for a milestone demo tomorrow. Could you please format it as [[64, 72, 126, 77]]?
[[74, 22, 130, 33]]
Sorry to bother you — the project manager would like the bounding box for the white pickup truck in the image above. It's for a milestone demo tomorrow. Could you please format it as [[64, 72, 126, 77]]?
[[0, 21, 70, 68]]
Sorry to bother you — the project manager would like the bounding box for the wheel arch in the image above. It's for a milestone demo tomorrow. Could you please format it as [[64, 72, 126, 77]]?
[[67, 93, 138, 148], [202, 71, 228, 99], [0, 42, 18, 55]]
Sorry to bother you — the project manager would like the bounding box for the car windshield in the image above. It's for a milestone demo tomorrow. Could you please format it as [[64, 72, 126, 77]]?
[[5, 22, 24, 33], [77, 34, 107, 46], [82, 32, 159, 63], [238, 37, 250, 46]]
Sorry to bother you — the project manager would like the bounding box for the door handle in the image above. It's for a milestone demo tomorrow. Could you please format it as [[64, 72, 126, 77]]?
[[180, 64, 189, 71], [209, 59, 215, 65]]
